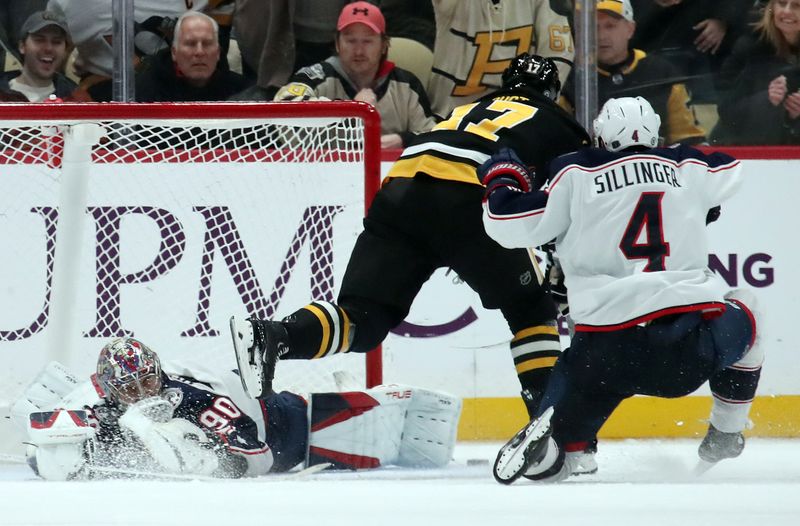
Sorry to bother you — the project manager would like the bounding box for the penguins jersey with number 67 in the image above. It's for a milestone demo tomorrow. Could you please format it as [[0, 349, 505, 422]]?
[[428, 0, 574, 119], [483, 144, 743, 330], [386, 86, 589, 186]]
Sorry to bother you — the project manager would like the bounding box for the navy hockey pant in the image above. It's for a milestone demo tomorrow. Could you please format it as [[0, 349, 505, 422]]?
[[539, 301, 756, 446]]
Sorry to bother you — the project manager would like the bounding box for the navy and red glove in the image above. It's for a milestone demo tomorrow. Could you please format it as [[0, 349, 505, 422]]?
[[478, 148, 534, 196]]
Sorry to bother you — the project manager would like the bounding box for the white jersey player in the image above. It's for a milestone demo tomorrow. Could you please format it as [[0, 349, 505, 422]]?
[[427, 0, 573, 119], [11, 337, 461, 480], [484, 98, 742, 330], [480, 97, 762, 483]]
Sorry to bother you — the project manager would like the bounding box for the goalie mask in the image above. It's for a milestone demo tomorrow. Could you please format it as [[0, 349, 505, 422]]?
[[96, 338, 163, 406]]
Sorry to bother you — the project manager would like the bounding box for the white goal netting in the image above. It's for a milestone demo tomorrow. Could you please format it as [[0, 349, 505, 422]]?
[[0, 102, 381, 428]]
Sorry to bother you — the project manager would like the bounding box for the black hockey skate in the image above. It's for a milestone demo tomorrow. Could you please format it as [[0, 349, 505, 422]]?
[[493, 407, 555, 484], [230, 316, 289, 399], [698, 423, 745, 464]]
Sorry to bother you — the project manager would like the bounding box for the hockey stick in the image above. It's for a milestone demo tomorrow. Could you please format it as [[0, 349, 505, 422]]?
[[0, 453, 26, 464], [88, 462, 333, 481], [88, 465, 219, 481], [526, 248, 546, 285]]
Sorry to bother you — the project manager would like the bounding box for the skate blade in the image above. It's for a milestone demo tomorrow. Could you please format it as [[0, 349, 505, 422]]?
[[230, 316, 259, 398], [493, 407, 554, 485], [693, 459, 716, 476]]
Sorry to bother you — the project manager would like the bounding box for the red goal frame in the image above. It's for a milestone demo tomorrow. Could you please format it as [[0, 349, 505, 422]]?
[[0, 101, 383, 387]]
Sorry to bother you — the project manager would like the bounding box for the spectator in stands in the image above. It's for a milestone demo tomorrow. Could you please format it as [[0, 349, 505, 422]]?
[[427, 0, 574, 119], [233, 0, 347, 97], [0, 11, 76, 102], [712, 0, 800, 145], [559, 0, 706, 145], [379, 0, 436, 51], [272, 2, 436, 149], [134, 11, 246, 102], [630, 0, 753, 102], [46, 0, 235, 101], [0, 1, 47, 66]]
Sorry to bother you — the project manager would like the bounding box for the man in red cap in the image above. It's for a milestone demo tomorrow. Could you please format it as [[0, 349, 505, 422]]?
[[274, 1, 437, 149]]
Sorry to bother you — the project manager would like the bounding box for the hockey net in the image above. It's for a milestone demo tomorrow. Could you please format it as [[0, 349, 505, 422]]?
[[0, 102, 382, 424]]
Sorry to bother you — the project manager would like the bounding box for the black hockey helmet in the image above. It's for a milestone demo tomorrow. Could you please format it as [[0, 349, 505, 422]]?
[[501, 53, 561, 100]]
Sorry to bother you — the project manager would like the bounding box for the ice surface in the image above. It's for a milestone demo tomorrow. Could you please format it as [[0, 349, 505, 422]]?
[[1, 439, 798, 526]]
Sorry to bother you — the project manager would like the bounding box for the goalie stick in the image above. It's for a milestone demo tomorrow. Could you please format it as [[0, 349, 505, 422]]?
[[87, 462, 334, 481]]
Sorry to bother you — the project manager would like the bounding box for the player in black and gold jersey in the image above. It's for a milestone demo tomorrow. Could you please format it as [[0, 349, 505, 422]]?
[[231, 54, 589, 420]]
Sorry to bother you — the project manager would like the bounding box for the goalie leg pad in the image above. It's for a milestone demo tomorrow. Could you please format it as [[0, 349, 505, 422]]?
[[307, 390, 404, 469], [11, 361, 80, 434], [306, 386, 461, 470], [396, 387, 462, 468]]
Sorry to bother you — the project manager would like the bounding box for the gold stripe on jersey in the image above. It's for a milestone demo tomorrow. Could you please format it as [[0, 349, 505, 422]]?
[[386, 154, 479, 185], [307, 303, 332, 359]]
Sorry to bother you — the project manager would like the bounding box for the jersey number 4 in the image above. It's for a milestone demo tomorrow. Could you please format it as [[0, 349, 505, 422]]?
[[619, 192, 670, 271]]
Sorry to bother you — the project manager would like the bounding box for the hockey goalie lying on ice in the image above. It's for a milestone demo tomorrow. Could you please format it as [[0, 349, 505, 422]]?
[[10, 337, 461, 480]]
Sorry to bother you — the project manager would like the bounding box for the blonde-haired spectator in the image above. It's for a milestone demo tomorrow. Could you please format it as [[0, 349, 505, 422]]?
[[713, 0, 800, 144]]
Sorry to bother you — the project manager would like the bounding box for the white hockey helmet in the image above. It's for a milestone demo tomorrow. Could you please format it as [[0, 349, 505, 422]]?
[[592, 96, 661, 152], [96, 337, 163, 406]]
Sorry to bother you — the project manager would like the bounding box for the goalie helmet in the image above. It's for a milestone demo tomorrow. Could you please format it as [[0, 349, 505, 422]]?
[[501, 53, 561, 100], [592, 96, 661, 152], [96, 337, 163, 406]]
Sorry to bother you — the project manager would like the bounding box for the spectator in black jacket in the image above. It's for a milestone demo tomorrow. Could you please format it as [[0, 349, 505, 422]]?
[[135, 11, 246, 102], [559, 0, 706, 145], [630, 0, 753, 102], [0, 10, 76, 102]]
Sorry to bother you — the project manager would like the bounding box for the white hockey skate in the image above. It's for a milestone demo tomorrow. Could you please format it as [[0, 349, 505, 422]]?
[[493, 406, 555, 484], [230, 316, 288, 399], [698, 423, 745, 462]]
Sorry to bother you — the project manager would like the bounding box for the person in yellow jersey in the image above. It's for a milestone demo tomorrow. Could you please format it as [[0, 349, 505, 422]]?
[[230, 55, 589, 454]]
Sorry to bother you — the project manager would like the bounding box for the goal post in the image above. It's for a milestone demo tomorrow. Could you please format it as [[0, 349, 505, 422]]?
[[0, 101, 382, 419]]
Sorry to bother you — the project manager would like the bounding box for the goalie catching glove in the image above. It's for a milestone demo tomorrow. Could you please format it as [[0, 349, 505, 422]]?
[[118, 397, 219, 476], [479, 148, 534, 195]]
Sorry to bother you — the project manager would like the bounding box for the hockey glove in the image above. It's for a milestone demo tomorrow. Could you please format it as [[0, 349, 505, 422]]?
[[479, 148, 534, 195], [120, 397, 219, 476], [546, 252, 569, 313]]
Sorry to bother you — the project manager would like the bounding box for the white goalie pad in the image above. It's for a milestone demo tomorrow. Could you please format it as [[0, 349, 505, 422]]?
[[10, 361, 80, 434], [306, 385, 462, 470], [26, 409, 96, 481], [396, 387, 462, 468]]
